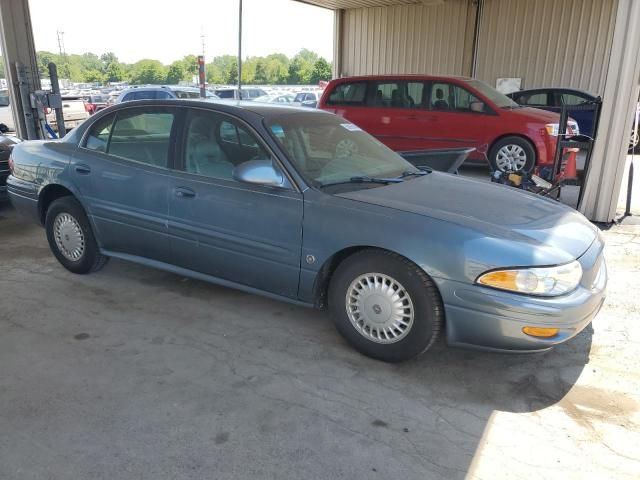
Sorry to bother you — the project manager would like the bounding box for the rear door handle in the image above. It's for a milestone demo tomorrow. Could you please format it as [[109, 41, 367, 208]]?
[[75, 164, 91, 175], [174, 186, 196, 198]]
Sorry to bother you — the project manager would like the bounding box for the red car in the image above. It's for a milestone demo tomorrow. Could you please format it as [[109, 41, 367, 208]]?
[[318, 75, 578, 173]]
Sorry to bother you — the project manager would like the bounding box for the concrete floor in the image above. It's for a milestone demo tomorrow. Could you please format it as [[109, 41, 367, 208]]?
[[1, 203, 639, 480]]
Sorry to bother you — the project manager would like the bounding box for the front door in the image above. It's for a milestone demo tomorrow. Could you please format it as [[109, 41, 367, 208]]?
[[424, 81, 498, 160], [168, 108, 303, 298], [71, 107, 177, 262]]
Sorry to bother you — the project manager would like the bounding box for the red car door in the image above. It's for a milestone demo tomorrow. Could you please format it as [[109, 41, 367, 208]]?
[[423, 81, 498, 159], [361, 80, 433, 152]]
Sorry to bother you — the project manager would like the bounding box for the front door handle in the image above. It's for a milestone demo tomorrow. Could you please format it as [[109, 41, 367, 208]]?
[[174, 186, 196, 198], [75, 164, 91, 175]]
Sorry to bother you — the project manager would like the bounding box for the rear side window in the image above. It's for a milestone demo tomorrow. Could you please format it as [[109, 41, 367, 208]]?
[[326, 82, 367, 106], [174, 90, 200, 99], [216, 90, 235, 99], [107, 109, 175, 167], [519, 92, 549, 106], [368, 81, 424, 108], [84, 114, 115, 152]]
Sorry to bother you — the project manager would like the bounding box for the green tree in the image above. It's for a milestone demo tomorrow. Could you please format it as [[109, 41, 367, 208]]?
[[83, 69, 105, 83], [166, 61, 186, 84], [310, 58, 332, 84], [104, 61, 125, 82], [128, 59, 167, 85], [254, 60, 268, 84], [287, 49, 318, 84]]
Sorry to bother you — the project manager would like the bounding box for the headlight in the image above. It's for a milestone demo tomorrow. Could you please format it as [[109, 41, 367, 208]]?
[[545, 123, 560, 136], [545, 122, 580, 137], [476, 261, 583, 296]]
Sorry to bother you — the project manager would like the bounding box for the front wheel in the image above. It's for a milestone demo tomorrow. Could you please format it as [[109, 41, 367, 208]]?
[[45, 196, 109, 274], [489, 136, 536, 173], [328, 250, 443, 362]]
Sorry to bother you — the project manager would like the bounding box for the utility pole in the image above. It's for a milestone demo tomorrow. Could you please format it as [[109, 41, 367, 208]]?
[[237, 0, 242, 100]]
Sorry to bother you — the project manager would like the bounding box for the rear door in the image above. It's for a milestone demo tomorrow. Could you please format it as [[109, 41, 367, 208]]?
[[167, 107, 303, 298], [72, 106, 177, 262], [363, 79, 429, 151]]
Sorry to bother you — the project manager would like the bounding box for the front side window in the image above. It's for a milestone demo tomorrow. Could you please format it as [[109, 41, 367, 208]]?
[[107, 109, 175, 167], [183, 110, 270, 180], [84, 114, 114, 152], [174, 90, 200, 99], [267, 112, 417, 189], [326, 82, 367, 106], [430, 82, 483, 113], [561, 93, 588, 106]]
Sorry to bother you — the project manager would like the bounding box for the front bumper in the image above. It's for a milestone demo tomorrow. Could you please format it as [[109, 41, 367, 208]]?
[[436, 238, 606, 352]]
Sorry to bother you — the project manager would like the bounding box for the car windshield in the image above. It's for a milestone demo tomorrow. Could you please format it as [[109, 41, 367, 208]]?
[[465, 79, 520, 108], [265, 112, 420, 189]]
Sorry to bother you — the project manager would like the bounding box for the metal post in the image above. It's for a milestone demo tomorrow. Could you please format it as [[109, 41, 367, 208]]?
[[198, 55, 206, 98], [237, 0, 242, 100], [15, 62, 38, 139], [625, 105, 638, 216], [48, 62, 65, 137]]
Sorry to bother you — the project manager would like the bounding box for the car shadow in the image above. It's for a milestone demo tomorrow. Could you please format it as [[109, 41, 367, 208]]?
[[0, 204, 597, 480]]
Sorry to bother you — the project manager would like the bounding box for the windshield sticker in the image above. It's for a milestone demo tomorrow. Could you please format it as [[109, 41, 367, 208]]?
[[341, 123, 362, 132], [270, 125, 285, 138]]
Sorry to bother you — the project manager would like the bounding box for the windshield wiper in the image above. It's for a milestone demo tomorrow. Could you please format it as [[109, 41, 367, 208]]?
[[398, 169, 430, 179], [319, 176, 404, 189]]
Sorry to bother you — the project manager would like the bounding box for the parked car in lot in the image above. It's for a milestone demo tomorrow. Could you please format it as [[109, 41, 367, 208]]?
[[116, 86, 219, 103], [7, 100, 606, 362], [508, 88, 640, 153], [0, 125, 21, 201], [46, 96, 90, 131], [293, 91, 321, 107], [254, 94, 295, 104], [0, 91, 16, 132], [319, 75, 579, 173], [82, 94, 111, 115], [214, 87, 267, 100]]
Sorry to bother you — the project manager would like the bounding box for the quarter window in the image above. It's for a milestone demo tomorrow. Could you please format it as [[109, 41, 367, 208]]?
[[107, 109, 175, 167], [326, 82, 367, 105]]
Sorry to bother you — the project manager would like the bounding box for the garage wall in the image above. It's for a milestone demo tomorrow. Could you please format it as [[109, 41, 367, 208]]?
[[474, 0, 618, 94], [338, 0, 476, 77]]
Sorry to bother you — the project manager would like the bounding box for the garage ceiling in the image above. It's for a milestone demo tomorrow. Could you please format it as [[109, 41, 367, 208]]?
[[296, 0, 440, 10]]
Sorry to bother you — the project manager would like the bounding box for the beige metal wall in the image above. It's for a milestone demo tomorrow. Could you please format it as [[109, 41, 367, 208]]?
[[338, 0, 476, 77], [475, 0, 618, 94]]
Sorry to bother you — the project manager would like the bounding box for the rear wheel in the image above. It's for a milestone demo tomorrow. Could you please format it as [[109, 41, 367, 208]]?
[[45, 196, 108, 274], [328, 250, 443, 362], [629, 129, 639, 154], [489, 136, 536, 173]]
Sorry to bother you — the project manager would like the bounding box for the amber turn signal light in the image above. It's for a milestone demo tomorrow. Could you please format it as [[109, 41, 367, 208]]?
[[522, 326, 560, 338]]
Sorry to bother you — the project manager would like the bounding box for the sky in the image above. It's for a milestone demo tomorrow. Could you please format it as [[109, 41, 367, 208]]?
[[28, 0, 334, 64]]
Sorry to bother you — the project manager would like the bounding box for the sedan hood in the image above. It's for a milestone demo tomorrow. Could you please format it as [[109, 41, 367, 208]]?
[[337, 172, 597, 259]]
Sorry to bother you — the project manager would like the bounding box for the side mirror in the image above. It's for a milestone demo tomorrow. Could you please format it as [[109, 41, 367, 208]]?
[[470, 101, 485, 113], [0, 123, 8, 134], [233, 159, 285, 188]]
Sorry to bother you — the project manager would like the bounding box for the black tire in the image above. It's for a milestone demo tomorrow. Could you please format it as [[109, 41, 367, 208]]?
[[488, 136, 536, 173], [328, 250, 443, 362], [45, 196, 109, 274], [629, 130, 640, 154]]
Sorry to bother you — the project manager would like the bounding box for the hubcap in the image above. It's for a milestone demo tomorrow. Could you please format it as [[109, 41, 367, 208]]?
[[496, 144, 527, 172], [345, 273, 414, 344], [53, 213, 85, 261]]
